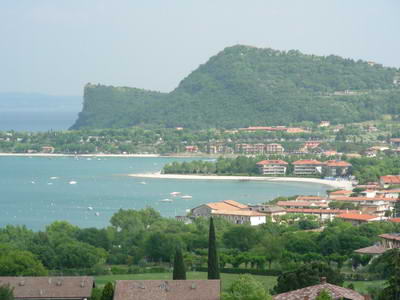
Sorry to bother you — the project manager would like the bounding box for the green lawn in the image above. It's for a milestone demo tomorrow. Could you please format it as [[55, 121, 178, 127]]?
[[95, 272, 277, 292], [95, 272, 384, 294], [345, 280, 385, 294]]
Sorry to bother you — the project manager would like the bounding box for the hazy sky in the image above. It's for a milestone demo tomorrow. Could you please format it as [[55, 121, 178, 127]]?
[[1, 0, 399, 96]]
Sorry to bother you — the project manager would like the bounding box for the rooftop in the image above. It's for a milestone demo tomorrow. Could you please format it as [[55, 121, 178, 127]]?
[[273, 281, 364, 300], [256, 160, 288, 165], [0, 277, 94, 299], [381, 175, 400, 184], [286, 208, 358, 214], [354, 245, 388, 255], [337, 213, 379, 221], [203, 200, 249, 211], [277, 201, 328, 208], [113, 280, 220, 300], [324, 160, 352, 167]]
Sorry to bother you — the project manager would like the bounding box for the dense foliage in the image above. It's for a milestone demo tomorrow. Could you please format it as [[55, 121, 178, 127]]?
[[222, 274, 272, 300], [273, 262, 343, 294], [71, 45, 400, 129], [0, 208, 398, 283]]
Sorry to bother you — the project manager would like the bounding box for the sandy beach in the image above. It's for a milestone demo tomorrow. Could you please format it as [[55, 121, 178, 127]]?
[[128, 172, 353, 189]]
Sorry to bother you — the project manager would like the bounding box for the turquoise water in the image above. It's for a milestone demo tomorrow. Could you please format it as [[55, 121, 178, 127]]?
[[0, 157, 328, 230]]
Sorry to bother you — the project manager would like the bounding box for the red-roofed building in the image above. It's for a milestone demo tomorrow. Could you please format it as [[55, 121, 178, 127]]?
[[328, 190, 353, 199], [380, 175, 400, 188], [185, 146, 198, 153], [390, 138, 400, 147], [0, 277, 94, 300], [265, 143, 285, 153], [277, 201, 328, 209], [235, 143, 265, 154], [324, 160, 352, 177], [285, 208, 359, 221], [191, 200, 266, 225], [113, 280, 220, 300], [256, 160, 288, 175], [293, 160, 324, 175], [303, 141, 321, 149], [273, 277, 365, 300], [337, 213, 381, 225]]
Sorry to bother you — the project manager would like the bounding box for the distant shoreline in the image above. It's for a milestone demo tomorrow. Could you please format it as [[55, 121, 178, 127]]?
[[0, 153, 161, 158], [128, 172, 353, 189]]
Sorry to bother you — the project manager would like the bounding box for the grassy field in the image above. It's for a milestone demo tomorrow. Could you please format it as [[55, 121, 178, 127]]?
[[346, 280, 385, 294], [95, 272, 277, 292], [96, 272, 386, 295]]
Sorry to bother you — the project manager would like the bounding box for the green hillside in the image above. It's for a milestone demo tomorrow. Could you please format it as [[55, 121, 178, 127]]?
[[71, 45, 400, 129]]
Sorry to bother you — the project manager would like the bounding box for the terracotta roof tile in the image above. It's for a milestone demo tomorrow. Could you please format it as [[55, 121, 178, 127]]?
[[381, 175, 400, 184], [329, 190, 353, 195], [273, 282, 364, 300], [324, 160, 352, 167], [113, 280, 220, 300], [256, 160, 288, 165], [277, 201, 328, 208], [0, 277, 93, 299], [354, 245, 388, 254], [337, 213, 379, 221], [286, 208, 358, 214]]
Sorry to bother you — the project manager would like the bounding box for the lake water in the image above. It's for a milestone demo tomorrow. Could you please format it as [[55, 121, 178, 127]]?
[[0, 156, 328, 230], [0, 111, 78, 132]]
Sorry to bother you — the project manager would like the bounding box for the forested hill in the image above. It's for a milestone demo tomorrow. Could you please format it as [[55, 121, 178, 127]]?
[[71, 45, 400, 129]]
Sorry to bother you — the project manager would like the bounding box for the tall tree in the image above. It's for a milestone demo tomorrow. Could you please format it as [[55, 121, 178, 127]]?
[[208, 217, 220, 279], [101, 282, 114, 300], [173, 247, 186, 280], [379, 249, 400, 300], [0, 284, 14, 300]]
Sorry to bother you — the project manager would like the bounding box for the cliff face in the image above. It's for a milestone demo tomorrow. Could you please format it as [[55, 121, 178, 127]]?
[[71, 45, 400, 129]]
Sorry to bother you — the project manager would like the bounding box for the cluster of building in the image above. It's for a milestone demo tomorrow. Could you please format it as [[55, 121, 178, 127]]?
[[0, 276, 368, 300], [184, 175, 400, 226], [256, 159, 352, 176]]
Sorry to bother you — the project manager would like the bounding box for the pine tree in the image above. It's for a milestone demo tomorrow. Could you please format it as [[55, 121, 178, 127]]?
[[101, 282, 114, 300], [208, 217, 220, 279], [173, 247, 186, 280]]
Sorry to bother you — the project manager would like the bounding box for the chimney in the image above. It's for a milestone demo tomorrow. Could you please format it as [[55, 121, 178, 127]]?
[[320, 277, 327, 284]]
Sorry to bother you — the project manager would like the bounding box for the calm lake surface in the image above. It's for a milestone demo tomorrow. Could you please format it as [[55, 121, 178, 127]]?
[[0, 156, 328, 230]]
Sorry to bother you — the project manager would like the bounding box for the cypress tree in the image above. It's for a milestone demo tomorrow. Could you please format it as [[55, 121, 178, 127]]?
[[208, 217, 220, 279], [101, 282, 114, 300], [173, 247, 186, 280]]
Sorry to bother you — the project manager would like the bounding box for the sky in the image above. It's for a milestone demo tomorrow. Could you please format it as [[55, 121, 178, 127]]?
[[1, 0, 399, 96]]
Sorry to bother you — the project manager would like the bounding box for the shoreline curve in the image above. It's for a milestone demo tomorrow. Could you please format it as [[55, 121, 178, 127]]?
[[128, 172, 353, 189]]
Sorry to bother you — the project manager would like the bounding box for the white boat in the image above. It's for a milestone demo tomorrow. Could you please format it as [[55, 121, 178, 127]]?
[[31, 181, 35, 184], [140, 181, 147, 185], [160, 198, 173, 203], [69, 181, 77, 185], [95, 212, 100, 216], [47, 182, 53, 185], [50, 177, 59, 180], [170, 192, 181, 196], [88, 206, 94, 211], [181, 195, 193, 199]]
